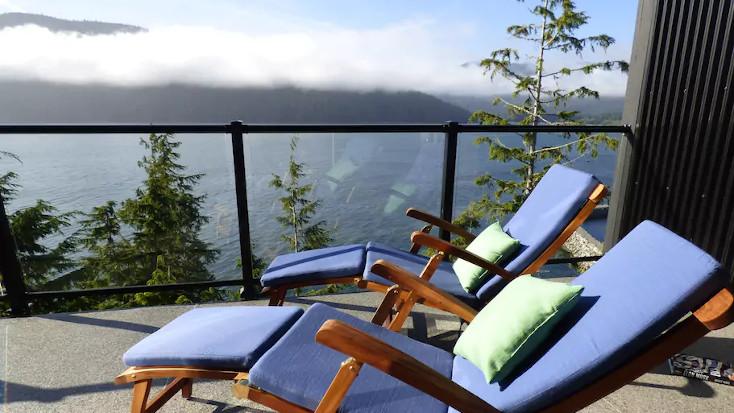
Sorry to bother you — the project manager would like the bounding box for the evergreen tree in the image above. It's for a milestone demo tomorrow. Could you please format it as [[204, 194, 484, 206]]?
[[116, 133, 220, 304], [269, 137, 336, 296], [62, 134, 235, 310], [269, 137, 333, 252], [9, 200, 77, 289], [0, 150, 20, 201], [29, 200, 132, 313], [75, 201, 129, 287], [456, 0, 627, 231], [0, 151, 78, 291]]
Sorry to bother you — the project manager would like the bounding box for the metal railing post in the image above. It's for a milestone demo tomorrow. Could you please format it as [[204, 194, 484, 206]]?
[[0, 194, 27, 315], [439, 121, 459, 241], [230, 121, 257, 300]]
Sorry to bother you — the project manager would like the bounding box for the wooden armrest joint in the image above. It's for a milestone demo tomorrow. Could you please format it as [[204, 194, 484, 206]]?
[[371, 259, 477, 323], [410, 231, 517, 281]]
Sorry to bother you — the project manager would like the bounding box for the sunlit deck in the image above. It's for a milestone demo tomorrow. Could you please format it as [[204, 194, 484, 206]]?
[[1, 290, 732, 412]]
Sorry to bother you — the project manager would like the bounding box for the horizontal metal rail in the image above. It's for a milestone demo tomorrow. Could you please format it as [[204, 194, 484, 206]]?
[[24, 279, 246, 300], [0, 123, 632, 135], [8, 256, 602, 302], [0, 124, 230, 134]]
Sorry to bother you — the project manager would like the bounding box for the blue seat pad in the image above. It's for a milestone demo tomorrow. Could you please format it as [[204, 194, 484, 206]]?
[[476, 165, 600, 301], [363, 241, 481, 309], [250, 303, 453, 413], [260, 244, 365, 288], [451, 221, 727, 413], [123, 306, 303, 370]]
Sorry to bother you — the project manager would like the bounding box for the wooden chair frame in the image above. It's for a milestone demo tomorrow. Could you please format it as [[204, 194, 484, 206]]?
[[114, 366, 240, 413], [264, 183, 607, 303], [116, 256, 733, 413], [230, 284, 734, 413]]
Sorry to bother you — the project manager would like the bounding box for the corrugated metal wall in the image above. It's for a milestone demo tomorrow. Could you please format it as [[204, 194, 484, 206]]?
[[608, 0, 734, 278]]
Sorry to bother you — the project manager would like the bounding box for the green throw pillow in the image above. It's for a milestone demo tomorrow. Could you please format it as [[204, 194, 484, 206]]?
[[453, 275, 584, 383], [452, 222, 520, 292]]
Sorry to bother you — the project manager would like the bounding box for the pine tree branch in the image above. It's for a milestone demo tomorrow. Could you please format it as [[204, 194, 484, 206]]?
[[543, 61, 628, 78], [491, 136, 511, 150], [543, 67, 588, 77], [496, 98, 555, 125], [531, 135, 592, 155], [562, 150, 591, 166]]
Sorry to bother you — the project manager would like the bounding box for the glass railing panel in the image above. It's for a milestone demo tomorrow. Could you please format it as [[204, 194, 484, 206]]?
[[534, 131, 620, 243], [244, 132, 445, 266], [454, 132, 525, 225], [0, 133, 240, 297]]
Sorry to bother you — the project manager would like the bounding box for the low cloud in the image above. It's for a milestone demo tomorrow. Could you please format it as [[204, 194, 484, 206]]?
[[0, 21, 629, 97], [0, 1, 24, 13]]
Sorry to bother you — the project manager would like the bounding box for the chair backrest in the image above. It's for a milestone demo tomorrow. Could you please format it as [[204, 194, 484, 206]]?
[[452, 220, 728, 413], [474, 164, 601, 301]]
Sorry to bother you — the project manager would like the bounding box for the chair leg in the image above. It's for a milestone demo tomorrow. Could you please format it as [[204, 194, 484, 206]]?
[[268, 288, 287, 306], [131, 379, 152, 413], [181, 378, 193, 399], [144, 377, 192, 413]]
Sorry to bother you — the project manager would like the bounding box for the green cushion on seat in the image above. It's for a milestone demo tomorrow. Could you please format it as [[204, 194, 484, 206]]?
[[452, 222, 520, 292], [453, 275, 583, 383]]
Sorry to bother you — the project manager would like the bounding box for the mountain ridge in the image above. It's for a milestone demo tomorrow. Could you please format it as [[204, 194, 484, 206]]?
[[0, 12, 145, 35], [0, 81, 472, 123]]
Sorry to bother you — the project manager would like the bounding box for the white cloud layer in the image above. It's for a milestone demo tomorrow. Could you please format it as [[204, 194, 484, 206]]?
[[0, 22, 630, 96], [0, 0, 24, 12]]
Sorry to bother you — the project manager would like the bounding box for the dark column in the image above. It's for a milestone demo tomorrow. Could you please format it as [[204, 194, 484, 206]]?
[[440, 121, 459, 241], [605, 0, 658, 249], [230, 121, 257, 299]]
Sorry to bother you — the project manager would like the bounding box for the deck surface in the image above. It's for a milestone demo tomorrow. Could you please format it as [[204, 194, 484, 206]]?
[[1, 290, 733, 412]]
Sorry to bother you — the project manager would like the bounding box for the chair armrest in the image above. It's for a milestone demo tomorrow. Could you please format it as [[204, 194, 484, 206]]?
[[406, 208, 476, 242], [411, 231, 518, 281], [371, 259, 478, 323], [315, 319, 498, 413]]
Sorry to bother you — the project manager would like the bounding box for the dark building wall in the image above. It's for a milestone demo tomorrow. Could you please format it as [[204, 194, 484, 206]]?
[[607, 0, 734, 279]]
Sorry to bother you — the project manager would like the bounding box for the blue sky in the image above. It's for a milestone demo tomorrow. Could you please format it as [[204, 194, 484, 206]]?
[[0, 0, 640, 96]]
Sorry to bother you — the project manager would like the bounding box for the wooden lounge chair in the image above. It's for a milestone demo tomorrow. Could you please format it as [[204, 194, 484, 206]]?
[[116, 220, 733, 412], [261, 165, 607, 314]]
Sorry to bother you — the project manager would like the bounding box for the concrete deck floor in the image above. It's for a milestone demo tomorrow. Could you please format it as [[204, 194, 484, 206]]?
[[1, 290, 733, 412]]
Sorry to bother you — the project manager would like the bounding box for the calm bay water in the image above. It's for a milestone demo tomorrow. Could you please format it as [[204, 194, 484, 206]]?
[[0, 132, 618, 288]]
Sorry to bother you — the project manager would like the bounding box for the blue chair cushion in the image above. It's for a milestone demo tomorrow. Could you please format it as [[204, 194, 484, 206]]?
[[475, 164, 600, 301], [363, 241, 481, 309], [260, 244, 365, 288], [249, 303, 453, 413], [123, 306, 303, 370], [450, 220, 727, 413]]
